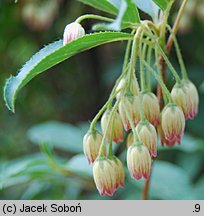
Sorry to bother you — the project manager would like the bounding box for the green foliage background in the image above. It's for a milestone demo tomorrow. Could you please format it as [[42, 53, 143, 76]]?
[[0, 0, 204, 200]]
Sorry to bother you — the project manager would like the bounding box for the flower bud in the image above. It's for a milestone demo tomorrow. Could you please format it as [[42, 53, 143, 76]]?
[[171, 80, 199, 120], [171, 83, 188, 119], [83, 130, 105, 164], [127, 142, 152, 180], [161, 104, 185, 146], [93, 157, 117, 196], [119, 95, 140, 131], [185, 80, 199, 119], [63, 22, 85, 45], [101, 110, 124, 143], [116, 75, 139, 99], [142, 92, 160, 126], [109, 156, 125, 188], [184, 80, 198, 119], [136, 120, 157, 157]]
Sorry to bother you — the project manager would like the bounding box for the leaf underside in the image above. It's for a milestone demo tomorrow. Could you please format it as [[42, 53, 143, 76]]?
[[4, 32, 132, 112], [152, 0, 168, 10]]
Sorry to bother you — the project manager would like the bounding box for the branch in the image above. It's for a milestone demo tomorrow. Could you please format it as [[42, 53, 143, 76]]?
[[166, 0, 188, 53]]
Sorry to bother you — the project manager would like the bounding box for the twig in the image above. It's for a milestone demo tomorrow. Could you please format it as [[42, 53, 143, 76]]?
[[166, 0, 188, 53], [142, 176, 151, 200]]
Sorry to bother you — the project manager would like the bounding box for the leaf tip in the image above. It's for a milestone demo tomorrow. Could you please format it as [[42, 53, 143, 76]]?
[[3, 76, 16, 113]]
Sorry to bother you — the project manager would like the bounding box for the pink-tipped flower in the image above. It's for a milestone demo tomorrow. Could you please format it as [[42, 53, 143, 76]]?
[[171, 80, 199, 119], [63, 22, 85, 45], [109, 156, 125, 188], [142, 92, 160, 126], [171, 80, 199, 120], [127, 141, 152, 180], [171, 83, 188, 119], [116, 75, 139, 99], [119, 95, 140, 131], [83, 130, 105, 164], [161, 104, 185, 146], [185, 80, 199, 119], [93, 157, 117, 196], [136, 120, 157, 158], [101, 110, 124, 143], [157, 124, 176, 147]]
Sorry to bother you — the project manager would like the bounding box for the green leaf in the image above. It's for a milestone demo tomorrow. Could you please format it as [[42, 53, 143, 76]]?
[[20, 181, 49, 200], [27, 121, 85, 153], [3, 32, 132, 112], [64, 154, 93, 178], [93, 0, 140, 31], [108, 0, 120, 9], [0, 154, 50, 189], [150, 161, 193, 199], [124, 0, 140, 23], [152, 0, 168, 10], [177, 152, 204, 180], [77, 0, 117, 15], [193, 175, 204, 199]]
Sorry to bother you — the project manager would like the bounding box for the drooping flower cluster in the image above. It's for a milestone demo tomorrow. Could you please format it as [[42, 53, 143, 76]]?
[[63, 20, 199, 196]]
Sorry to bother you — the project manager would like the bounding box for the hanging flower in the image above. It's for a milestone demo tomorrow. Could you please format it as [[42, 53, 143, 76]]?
[[171, 80, 199, 120], [157, 124, 176, 147], [127, 141, 152, 180], [136, 120, 157, 157], [101, 110, 124, 143], [93, 157, 118, 196], [109, 156, 125, 188], [161, 104, 185, 146], [142, 92, 160, 126], [116, 74, 139, 99], [119, 95, 140, 131], [83, 130, 105, 164]]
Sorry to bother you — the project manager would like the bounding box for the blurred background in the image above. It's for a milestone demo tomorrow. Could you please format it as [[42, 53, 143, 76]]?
[[0, 0, 203, 200]]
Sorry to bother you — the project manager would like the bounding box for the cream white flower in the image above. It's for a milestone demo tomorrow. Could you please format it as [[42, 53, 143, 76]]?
[[136, 120, 157, 157], [161, 104, 185, 146], [171, 80, 199, 120], [127, 142, 152, 180], [63, 22, 85, 45], [119, 95, 140, 131], [142, 92, 160, 126], [93, 157, 117, 196], [101, 110, 124, 143], [83, 130, 105, 164], [109, 156, 125, 189]]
